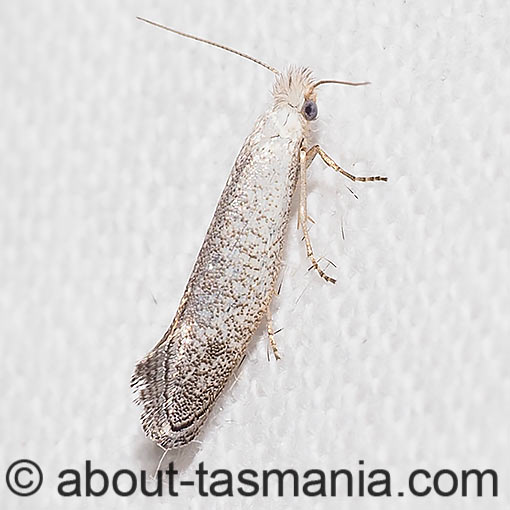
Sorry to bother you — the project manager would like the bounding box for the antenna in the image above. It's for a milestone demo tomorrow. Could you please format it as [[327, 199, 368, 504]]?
[[312, 79, 371, 90], [137, 17, 279, 75]]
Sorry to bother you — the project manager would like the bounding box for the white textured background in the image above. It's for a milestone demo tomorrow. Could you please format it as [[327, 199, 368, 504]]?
[[1, 1, 509, 508]]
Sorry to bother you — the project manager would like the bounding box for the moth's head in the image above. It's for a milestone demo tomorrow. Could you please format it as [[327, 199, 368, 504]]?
[[272, 67, 370, 123], [272, 67, 318, 122]]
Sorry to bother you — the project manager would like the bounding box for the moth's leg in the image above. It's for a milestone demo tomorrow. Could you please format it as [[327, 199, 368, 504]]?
[[296, 211, 316, 230], [266, 306, 281, 361], [305, 145, 388, 182], [298, 147, 319, 230], [299, 148, 337, 284]]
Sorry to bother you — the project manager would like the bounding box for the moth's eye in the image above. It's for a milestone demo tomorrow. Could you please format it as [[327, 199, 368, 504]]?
[[302, 100, 318, 121]]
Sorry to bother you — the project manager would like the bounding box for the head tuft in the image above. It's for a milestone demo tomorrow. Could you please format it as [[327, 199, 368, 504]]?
[[272, 67, 316, 109]]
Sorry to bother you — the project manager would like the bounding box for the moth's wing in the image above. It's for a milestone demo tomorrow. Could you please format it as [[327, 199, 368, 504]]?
[[131, 314, 244, 449], [131, 111, 299, 449]]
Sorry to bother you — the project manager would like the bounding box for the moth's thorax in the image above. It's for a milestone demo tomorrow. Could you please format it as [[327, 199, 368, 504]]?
[[257, 105, 303, 141]]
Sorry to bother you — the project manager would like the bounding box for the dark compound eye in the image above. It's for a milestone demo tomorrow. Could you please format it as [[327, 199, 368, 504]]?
[[302, 100, 318, 121]]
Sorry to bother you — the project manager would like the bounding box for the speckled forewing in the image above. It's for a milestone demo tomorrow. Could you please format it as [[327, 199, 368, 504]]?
[[132, 108, 304, 448]]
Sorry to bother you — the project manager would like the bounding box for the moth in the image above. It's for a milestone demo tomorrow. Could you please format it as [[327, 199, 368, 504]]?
[[132, 17, 387, 449]]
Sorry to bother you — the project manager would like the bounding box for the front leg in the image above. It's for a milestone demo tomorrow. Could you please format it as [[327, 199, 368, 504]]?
[[305, 145, 388, 182], [299, 147, 337, 284]]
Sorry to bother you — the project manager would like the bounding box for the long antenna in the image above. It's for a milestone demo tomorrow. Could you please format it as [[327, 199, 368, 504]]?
[[137, 17, 279, 75], [313, 79, 371, 90]]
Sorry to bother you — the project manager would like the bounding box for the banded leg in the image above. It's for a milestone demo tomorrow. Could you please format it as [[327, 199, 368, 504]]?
[[299, 148, 337, 284], [304, 145, 388, 182], [266, 307, 281, 361]]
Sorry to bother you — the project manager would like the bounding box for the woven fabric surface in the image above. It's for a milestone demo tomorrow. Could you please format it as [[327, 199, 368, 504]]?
[[1, 1, 509, 508]]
